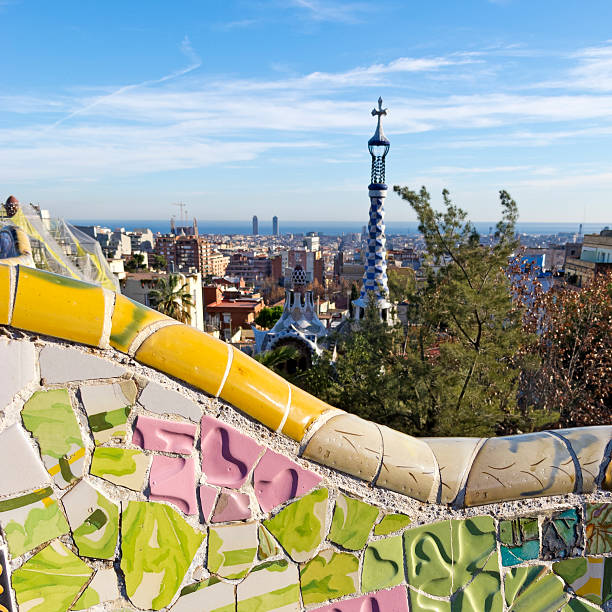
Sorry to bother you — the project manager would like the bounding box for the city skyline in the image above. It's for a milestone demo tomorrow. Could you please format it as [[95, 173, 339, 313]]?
[[2, 1, 612, 223]]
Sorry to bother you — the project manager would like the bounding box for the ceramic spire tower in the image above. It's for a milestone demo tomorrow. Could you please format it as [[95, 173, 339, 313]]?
[[353, 97, 391, 321]]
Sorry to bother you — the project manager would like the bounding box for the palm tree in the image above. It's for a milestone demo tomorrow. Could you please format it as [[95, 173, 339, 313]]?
[[148, 274, 194, 324]]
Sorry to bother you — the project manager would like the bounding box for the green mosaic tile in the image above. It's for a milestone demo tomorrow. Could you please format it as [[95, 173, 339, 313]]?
[[11, 539, 93, 612], [409, 591, 451, 611], [561, 599, 602, 612], [300, 549, 359, 605], [208, 522, 258, 580], [542, 509, 582, 560], [374, 512, 412, 536], [585, 503, 612, 555], [328, 493, 379, 550], [404, 516, 496, 598], [62, 480, 119, 560], [499, 517, 539, 567], [504, 565, 569, 611], [0, 486, 69, 557], [258, 525, 281, 560], [553, 556, 612, 605], [237, 559, 300, 612], [22, 388, 85, 488], [404, 519, 452, 597], [362, 535, 404, 593], [452, 516, 497, 591], [451, 554, 502, 612], [176, 577, 234, 612], [264, 488, 328, 563], [120, 501, 204, 610], [90, 446, 150, 491]]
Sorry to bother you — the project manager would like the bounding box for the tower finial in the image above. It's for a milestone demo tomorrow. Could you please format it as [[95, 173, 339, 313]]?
[[368, 97, 390, 185]]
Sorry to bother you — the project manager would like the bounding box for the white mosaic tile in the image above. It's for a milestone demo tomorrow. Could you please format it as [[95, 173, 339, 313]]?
[[138, 381, 202, 422], [0, 337, 37, 408], [0, 424, 49, 497], [39, 344, 124, 383]]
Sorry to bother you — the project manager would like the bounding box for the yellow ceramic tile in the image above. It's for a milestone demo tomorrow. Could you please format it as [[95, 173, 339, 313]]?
[[110, 294, 170, 353], [0, 263, 12, 324], [283, 384, 331, 441], [220, 348, 290, 432], [12, 266, 106, 346], [375, 426, 438, 502], [135, 324, 229, 397]]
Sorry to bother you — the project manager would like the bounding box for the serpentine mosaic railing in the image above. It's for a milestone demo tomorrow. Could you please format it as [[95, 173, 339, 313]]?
[[0, 262, 611, 611]]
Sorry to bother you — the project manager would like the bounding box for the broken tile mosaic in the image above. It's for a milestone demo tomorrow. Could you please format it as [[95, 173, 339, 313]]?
[[541, 508, 582, 560], [499, 516, 539, 566], [21, 388, 85, 488]]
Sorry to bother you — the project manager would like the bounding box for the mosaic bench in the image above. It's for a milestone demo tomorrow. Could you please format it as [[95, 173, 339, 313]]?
[[0, 263, 611, 611]]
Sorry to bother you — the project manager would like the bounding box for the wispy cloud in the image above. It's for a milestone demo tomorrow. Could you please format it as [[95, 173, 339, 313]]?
[[46, 36, 202, 130], [4, 41, 612, 194], [287, 0, 371, 23], [212, 18, 261, 31]]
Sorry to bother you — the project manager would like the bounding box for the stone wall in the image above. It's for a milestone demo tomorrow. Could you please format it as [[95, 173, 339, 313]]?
[[1, 263, 612, 611]]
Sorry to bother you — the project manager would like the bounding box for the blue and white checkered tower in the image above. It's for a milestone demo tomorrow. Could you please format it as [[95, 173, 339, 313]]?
[[353, 97, 392, 321]]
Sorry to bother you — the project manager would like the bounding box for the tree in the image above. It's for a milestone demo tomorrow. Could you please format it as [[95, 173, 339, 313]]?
[[298, 187, 555, 437], [254, 344, 303, 376], [522, 272, 612, 427], [255, 306, 283, 329], [387, 267, 416, 304], [150, 254, 167, 271], [148, 274, 194, 324], [125, 253, 146, 272], [392, 186, 553, 436], [299, 294, 430, 434]]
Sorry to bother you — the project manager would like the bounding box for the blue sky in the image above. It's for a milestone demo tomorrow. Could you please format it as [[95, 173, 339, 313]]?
[[2, 0, 612, 224]]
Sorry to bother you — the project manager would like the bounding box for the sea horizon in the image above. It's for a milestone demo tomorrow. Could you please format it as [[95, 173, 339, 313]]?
[[69, 219, 610, 237]]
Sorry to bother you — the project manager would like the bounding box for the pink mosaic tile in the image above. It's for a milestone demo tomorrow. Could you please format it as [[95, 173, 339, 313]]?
[[254, 449, 322, 512], [199, 484, 218, 522], [312, 585, 409, 611], [149, 455, 197, 515], [212, 490, 251, 523], [200, 415, 263, 487], [132, 415, 196, 454]]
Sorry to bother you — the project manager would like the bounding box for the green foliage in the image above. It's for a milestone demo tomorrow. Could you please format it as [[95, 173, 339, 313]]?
[[255, 305, 283, 329], [298, 187, 556, 437], [387, 267, 416, 304], [254, 345, 300, 371], [125, 253, 146, 272], [148, 274, 194, 324], [150, 254, 167, 270]]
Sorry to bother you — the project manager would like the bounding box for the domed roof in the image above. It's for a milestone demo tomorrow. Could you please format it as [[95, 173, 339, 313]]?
[[5, 195, 19, 205], [291, 265, 307, 288]]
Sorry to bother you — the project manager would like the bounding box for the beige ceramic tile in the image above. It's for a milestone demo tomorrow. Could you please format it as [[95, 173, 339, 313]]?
[[554, 427, 612, 492], [302, 414, 382, 483], [424, 437, 483, 504], [375, 426, 439, 501], [464, 432, 576, 507]]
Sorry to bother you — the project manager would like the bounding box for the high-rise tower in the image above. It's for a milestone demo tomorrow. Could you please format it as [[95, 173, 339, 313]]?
[[272, 216, 279, 236], [353, 97, 391, 321], [252, 215, 259, 235]]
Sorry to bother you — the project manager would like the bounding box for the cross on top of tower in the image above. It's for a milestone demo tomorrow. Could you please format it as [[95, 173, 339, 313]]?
[[371, 96, 387, 118]]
